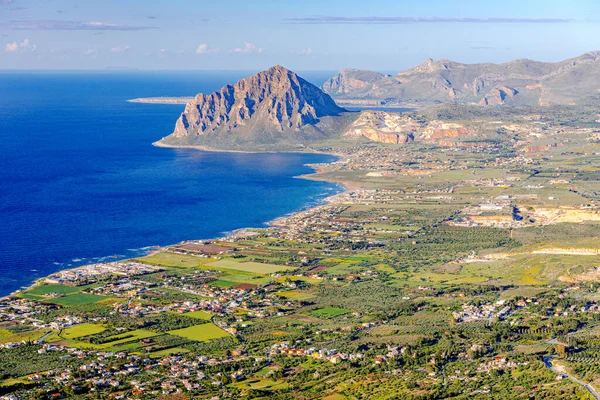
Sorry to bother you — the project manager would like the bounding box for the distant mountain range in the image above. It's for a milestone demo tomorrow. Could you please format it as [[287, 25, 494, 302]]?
[[322, 51, 600, 106]]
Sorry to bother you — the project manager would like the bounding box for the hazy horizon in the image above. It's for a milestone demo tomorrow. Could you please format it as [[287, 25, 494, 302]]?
[[2, 0, 600, 71]]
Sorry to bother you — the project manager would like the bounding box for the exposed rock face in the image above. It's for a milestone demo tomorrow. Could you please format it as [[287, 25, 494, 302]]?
[[344, 111, 418, 144], [422, 121, 471, 140], [322, 69, 390, 95], [322, 51, 600, 106], [478, 86, 518, 106], [170, 66, 346, 142], [344, 111, 472, 145]]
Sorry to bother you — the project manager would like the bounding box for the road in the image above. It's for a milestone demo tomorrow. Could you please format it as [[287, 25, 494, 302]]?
[[543, 356, 600, 399]]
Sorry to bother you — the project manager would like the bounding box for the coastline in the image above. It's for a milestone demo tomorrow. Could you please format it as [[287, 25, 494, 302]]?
[[7, 145, 350, 299], [152, 140, 335, 156]]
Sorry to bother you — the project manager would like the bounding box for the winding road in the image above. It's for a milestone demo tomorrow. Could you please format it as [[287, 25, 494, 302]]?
[[543, 356, 600, 399]]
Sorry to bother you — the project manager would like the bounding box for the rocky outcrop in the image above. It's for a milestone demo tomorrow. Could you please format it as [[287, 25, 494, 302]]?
[[343, 110, 475, 145], [322, 69, 390, 95], [478, 86, 518, 106], [168, 66, 346, 144], [344, 111, 419, 144], [322, 51, 600, 106], [422, 121, 471, 139]]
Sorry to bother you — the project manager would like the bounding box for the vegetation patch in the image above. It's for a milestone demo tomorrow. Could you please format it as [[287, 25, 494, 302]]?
[[182, 310, 212, 321], [27, 284, 81, 296], [168, 323, 230, 342], [207, 259, 294, 274], [46, 293, 108, 306], [311, 307, 351, 317]]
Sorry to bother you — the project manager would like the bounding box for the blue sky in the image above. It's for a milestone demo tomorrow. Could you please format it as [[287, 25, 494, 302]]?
[[1, 0, 600, 71]]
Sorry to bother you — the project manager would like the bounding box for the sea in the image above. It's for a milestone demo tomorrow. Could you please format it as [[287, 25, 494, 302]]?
[[0, 70, 343, 296]]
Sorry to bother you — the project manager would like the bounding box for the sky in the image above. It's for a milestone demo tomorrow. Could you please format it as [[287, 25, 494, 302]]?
[[1, 0, 600, 71]]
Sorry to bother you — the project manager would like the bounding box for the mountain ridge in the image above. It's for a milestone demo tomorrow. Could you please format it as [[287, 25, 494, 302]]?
[[322, 51, 600, 106]]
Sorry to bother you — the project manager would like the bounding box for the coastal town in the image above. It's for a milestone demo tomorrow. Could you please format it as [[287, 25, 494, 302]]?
[[4, 103, 600, 397]]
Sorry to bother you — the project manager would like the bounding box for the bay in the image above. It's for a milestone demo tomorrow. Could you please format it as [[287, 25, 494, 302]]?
[[0, 70, 340, 296]]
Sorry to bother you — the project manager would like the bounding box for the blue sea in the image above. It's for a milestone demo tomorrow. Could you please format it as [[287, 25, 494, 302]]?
[[0, 70, 341, 296]]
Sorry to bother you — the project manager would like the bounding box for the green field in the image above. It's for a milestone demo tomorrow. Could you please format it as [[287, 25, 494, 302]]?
[[27, 284, 82, 295], [207, 259, 294, 274], [46, 293, 108, 306], [0, 328, 50, 344], [211, 279, 238, 287], [137, 252, 207, 268], [148, 347, 190, 358], [62, 329, 159, 350], [183, 310, 212, 320], [275, 291, 315, 301], [311, 307, 351, 317], [48, 323, 105, 340], [168, 323, 230, 341]]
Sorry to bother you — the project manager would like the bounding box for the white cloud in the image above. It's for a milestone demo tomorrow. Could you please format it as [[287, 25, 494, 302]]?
[[4, 42, 17, 52], [196, 43, 219, 54], [110, 45, 130, 53], [291, 48, 312, 55], [81, 47, 97, 57], [232, 42, 263, 54], [4, 38, 36, 53], [2, 20, 157, 31]]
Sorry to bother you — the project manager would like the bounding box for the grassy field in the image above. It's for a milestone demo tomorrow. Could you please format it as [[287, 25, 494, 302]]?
[[137, 252, 206, 268], [0, 328, 50, 344], [27, 284, 81, 295], [168, 323, 230, 341], [46, 293, 108, 306], [311, 307, 351, 317], [218, 273, 272, 285], [183, 310, 212, 320], [275, 291, 315, 301], [233, 378, 289, 390], [148, 347, 190, 358], [207, 259, 294, 274], [47, 323, 105, 341], [54, 329, 158, 350]]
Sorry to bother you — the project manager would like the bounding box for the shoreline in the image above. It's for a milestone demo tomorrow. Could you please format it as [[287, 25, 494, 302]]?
[[152, 140, 337, 156], [6, 145, 350, 299]]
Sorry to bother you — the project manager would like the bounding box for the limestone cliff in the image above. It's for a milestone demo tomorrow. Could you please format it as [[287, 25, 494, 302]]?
[[344, 111, 419, 144], [344, 111, 473, 145], [161, 66, 348, 150]]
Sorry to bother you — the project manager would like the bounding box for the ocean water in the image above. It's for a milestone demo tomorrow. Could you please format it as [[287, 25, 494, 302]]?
[[0, 70, 341, 296]]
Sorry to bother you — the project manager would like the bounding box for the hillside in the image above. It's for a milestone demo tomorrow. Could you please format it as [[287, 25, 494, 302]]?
[[322, 51, 600, 106]]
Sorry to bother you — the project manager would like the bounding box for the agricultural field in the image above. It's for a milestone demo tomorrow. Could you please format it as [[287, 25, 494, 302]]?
[[168, 323, 230, 342], [206, 259, 294, 274], [46, 293, 108, 306], [26, 284, 82, 296], [182, 310, 212, 321], [46, 323, 105, 341], [137, 252, 208, 268], [311, 307, 351, 317]]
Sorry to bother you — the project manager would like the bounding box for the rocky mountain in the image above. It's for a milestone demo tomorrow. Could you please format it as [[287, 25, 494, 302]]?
[[158, 66, 349, 150], [322, 51, 600, 106]]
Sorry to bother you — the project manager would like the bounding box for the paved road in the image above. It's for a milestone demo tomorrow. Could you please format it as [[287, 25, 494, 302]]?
[[36, 329, 54, 343], [543, 356, 600, 400]]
